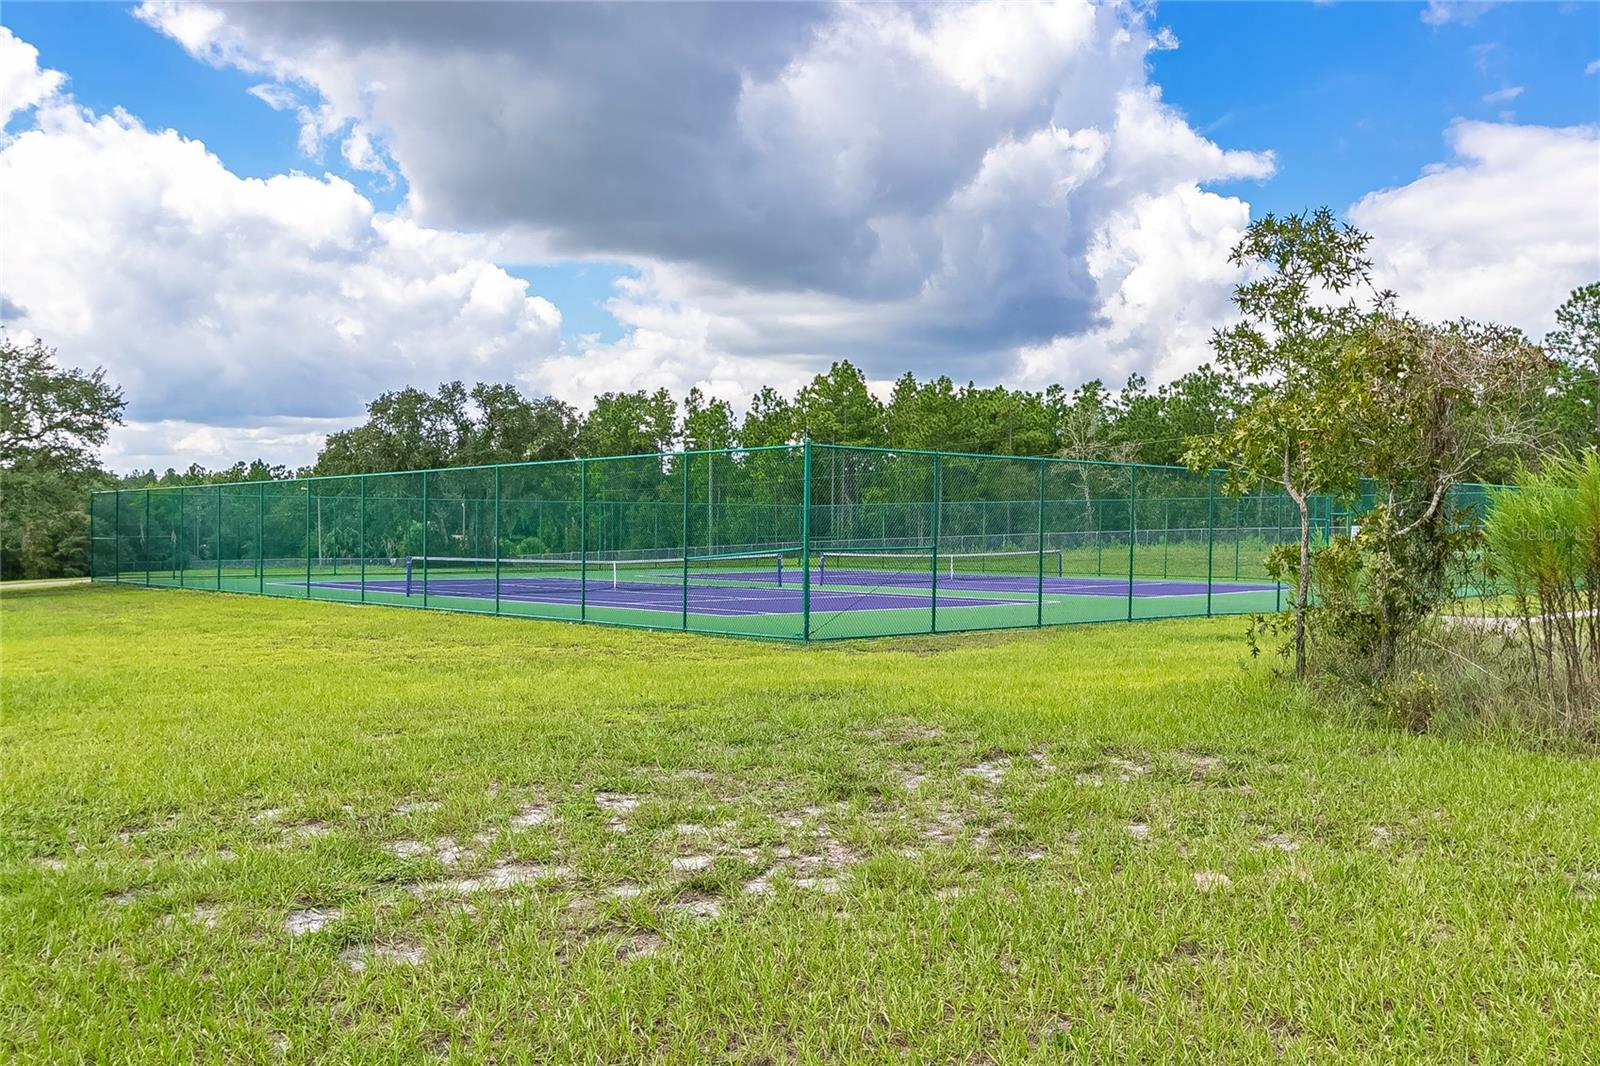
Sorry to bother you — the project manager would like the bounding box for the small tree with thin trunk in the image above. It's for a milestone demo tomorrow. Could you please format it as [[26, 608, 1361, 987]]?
[[1186, 209, 1377, 679]]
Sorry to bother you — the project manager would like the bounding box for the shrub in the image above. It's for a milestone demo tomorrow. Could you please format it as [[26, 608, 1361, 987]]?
[[1483, 451, 1600, 738]]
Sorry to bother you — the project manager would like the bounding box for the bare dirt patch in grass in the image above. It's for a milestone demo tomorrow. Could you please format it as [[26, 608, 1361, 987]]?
[[1259, 832, 1301, 852], [670, 896, 723, 920], [669, 854, 714, 873], [863, 722, 946, 743], [341, 940, 424, 972], [510, 803, 550, 828], [616, 932, 663, 960], [412, 861, 570, 895], [596, 792, 639, 813], [1177, 752, 1222, 777], [284, 907, 341, 935], [1107, 756, 1152, 781], [963, 759, 1008, 785]]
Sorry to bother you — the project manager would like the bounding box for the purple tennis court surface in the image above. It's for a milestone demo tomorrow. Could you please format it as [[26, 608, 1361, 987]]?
[[309, 568, 1279, 617], [313, 575, 1013, 617], [818, 567, 1279, 599]]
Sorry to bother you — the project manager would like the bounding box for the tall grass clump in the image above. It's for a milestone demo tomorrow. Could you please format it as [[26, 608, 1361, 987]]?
[[1484, 451, 1600, 738]]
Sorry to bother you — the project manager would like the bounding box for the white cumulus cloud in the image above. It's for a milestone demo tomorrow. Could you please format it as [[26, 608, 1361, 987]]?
[[1349, 121, 1600, 338], [0, 26, 562, 470], [131, 0, 1275, 401]]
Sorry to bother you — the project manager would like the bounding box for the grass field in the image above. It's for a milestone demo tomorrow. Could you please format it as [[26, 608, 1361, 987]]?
[[3, 585, 1598, 1063]]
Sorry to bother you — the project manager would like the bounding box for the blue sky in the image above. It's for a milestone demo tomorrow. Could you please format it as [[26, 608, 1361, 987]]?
[[1, 1, 1595, 470]]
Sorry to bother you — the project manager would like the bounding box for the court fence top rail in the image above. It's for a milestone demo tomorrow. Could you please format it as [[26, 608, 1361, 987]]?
[[89, 441, 1499, 642]]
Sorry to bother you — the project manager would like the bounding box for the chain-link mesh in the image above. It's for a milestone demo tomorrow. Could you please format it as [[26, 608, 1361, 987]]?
[[90, 446, 1501, 640]]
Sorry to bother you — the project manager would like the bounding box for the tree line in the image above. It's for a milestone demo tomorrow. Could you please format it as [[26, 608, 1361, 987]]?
[[2, 216, 1596, 581]]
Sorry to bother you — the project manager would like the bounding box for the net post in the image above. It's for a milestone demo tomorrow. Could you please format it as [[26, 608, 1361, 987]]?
[[493, 465, 502, 616], [358, 475, 367, 604], [257, 483, 265, 594], [216, 484, 223, 590], [177, 487, 185, 586], [420, 471, 429, 609], [1126, 466, 1136, 621], [681, 452, 690, 631], [111, 490, 119, 583], [1205, 469, 1215, 617], [144, 489, 151, 586], [1035, 459, 1046, 628], [579, 458, 588, 622], [800, 440, 812, 640], [930, 453, 942, 634]]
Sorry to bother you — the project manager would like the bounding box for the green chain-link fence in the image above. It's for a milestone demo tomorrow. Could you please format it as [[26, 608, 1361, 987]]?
[[89, 443, 1496, 641]]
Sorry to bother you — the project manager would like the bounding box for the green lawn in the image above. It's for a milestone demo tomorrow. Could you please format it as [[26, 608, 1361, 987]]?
[[2, 585, 1597, 1063]]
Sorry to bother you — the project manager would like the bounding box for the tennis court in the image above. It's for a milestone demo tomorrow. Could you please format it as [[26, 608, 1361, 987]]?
[[296, 551, 1285, 633], [89, 442, 1487, 640]]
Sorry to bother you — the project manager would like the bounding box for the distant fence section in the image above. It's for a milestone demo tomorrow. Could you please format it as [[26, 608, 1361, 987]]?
[[90, 443, 1496, 641]]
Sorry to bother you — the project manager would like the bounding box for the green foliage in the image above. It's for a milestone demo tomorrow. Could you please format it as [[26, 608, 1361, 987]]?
[[1546, 281, 1600, 441], [682, 387, 736, 451], [1483, 451, 1600, 737], [316, 380, 581, 474], [1312, 313, 1551, 676], [793, 361, 886, 446], [0, 337, 125, 579], [576, 387, 678, 457], [1188, 209, 1381, 677]]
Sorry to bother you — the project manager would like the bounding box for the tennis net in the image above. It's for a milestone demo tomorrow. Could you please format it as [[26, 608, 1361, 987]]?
[[817, 548, 1064, 585], [405, 551, 790, 596]]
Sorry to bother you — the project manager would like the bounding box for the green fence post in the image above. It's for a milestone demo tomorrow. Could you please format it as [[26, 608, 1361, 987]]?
[[579, 459, 588, 623], [1205, 471, 1215, 617], [304, 483, 312, 597], [681, 453, 690, 631], [493, 465, 502, 616], [257, 483, 265, 594], [176, 488, 185, 586], [358, 476, 367, 604], [1126, 467, 1136, 621], [1036, 460, 1046, 628], [421, 471, 429, 609], [1234, 497, 1241, 580], [930, 453, 942, 634], [88, 491, 98, 581], [111, 491, 120, 583], [144, 490, 151, 586], [800, 441, 812, 641], [1095, 497, 1103, 576], [1276, 494, 1285, 612], [216, 484, 223, 590], [1161, 499, 1169, 579]]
